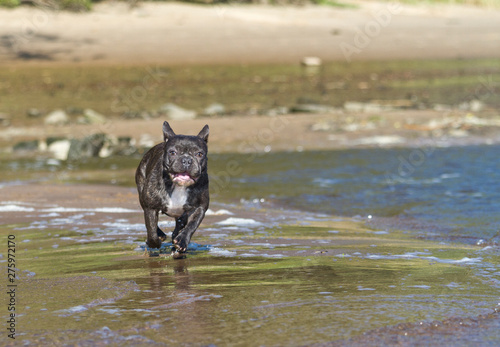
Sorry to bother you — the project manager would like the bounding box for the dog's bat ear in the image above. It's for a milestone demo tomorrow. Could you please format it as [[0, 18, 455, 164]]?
[[163, 121, 176, 142], [197, 124, 209, 143]]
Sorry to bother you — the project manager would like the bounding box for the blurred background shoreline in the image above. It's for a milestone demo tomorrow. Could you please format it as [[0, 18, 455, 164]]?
[[2, 1, 500, 66], [1, 1, 500, 157]]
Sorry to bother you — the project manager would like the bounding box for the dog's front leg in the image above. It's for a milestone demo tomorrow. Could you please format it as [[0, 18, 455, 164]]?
[[144, 208, 162, 249], [172, 214, 187, 243], [172, 207, 205, 252]]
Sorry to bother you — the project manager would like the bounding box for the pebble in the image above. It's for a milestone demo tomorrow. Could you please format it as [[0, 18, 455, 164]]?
[[44, 109, 70, 126], [301, 56, 322, 67], [27, 108, 43, 118], [78, 108, 107, 124], [0, 113, 10, 127], [203, 103, 226, 116], [158, 103, 197, 121]]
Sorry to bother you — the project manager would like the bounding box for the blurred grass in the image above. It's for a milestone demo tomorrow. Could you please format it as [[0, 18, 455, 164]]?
[[0, 0, 20, 8]]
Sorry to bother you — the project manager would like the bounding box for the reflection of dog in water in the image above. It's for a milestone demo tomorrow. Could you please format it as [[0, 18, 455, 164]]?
[[136, 121, 209, 258]]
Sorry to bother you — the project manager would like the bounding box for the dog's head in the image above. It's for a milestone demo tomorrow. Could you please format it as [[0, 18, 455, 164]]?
[[162, 121, 209, 187]]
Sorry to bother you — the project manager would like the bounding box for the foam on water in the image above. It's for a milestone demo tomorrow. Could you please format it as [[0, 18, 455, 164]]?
[[0, 204, 35, 212], [365, 253, 482, 265], [261, 253, 285, 258], [102, 222, 146, 232], [209, 233, 229, 239], [409, 285, 432, 289], [216, 217, 263, 227], [208, 247, 237, 257], [61, 305, 88, 314], [0, 203, 139, 214], [357, 286, 376, 291], [39, 212, 61, 217], [367, 230, 389, 235], [205, 208, 234, 216]]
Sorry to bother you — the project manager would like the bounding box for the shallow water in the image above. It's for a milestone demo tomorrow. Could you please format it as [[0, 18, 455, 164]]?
[[210, 145, 500, 245], [1, 201, 499, 346], [1, 146, 499, 345]]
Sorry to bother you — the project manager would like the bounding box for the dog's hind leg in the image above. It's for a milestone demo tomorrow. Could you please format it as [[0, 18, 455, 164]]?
[[144, 208, 162, 249]]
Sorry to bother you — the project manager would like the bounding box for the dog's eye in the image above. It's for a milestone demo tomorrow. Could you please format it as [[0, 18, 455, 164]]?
[[169, 150, 177, 156], [196, 152, 204, 158]]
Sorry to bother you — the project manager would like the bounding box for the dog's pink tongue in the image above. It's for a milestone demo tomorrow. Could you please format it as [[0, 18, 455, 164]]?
[[174, 173, 192, 183]]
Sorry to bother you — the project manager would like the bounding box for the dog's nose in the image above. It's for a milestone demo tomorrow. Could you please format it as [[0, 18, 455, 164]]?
[[182, 156, 193, 167]]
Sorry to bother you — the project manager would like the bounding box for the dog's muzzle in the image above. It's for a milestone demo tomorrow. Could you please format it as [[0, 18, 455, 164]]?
[[170, 172, 196, 186]]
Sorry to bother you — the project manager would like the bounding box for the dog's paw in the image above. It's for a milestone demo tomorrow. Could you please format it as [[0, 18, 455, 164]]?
[[148, 249, 161, 257], [146, 237, 162, 250], [156, 227, 167, 241], [173, 235, 188, 252], [171, 250, 187, 259]]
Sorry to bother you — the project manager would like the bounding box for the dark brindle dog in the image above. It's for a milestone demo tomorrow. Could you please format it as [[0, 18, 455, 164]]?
[[135, 122, 209, 258]]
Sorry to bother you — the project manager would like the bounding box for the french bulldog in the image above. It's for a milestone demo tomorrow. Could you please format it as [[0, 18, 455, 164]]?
[[135, 121, 209, 258]]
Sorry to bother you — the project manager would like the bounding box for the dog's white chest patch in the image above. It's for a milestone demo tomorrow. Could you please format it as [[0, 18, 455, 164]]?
[[166, 186, 188, 217]]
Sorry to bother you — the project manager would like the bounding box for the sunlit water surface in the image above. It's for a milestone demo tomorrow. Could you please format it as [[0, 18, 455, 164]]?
[[1, 145, 499, 346], [218, 145, 500, 245]]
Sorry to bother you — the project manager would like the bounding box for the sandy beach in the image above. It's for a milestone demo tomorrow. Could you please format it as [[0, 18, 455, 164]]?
[[1, 1, 500, 66], [1, 1, 500, 152]]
